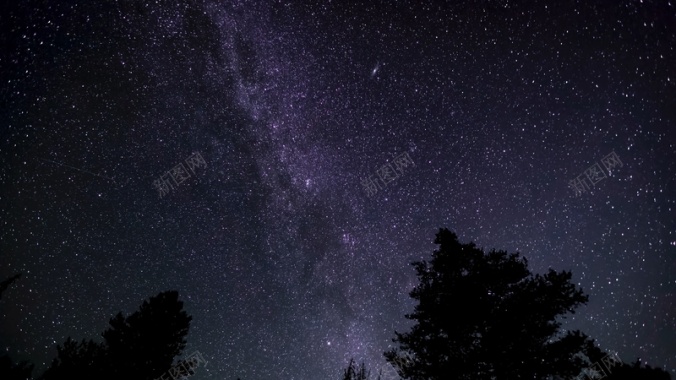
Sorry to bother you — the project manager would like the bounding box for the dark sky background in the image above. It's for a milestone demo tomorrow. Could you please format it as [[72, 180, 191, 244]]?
[[1, 1, 675, 379]]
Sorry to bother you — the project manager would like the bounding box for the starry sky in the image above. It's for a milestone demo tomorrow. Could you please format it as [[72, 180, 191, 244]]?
[[1, 1, 675, 379]]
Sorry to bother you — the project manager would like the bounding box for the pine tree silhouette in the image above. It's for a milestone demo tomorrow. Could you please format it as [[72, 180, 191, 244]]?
[[342, 358, 371, 380], [0, 272, 34, 380], [39, 290, 192, 380], [384, 229, 672, 380], [386, 228, 596, 379], [606, 359, 671, 380], [0, 353, 34, 380]]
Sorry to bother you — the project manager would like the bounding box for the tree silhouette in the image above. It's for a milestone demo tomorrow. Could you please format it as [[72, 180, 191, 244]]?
[[384, 229, 673, 380], [0, 353, 34, 380], [0, 272, 34, 380], [342, 358, 371, 380], [40, 290, 192, 380], [39, 338, 107, 379], [103, 290, 192, 378], [385, 228, 598, 380], [604, 358, 671, 380]]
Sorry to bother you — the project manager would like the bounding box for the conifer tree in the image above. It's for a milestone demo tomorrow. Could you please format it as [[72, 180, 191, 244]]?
[[386, 228, 594, 380]]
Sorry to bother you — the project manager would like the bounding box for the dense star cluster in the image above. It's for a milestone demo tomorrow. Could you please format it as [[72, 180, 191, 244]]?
[[1, 1, 675, 379]]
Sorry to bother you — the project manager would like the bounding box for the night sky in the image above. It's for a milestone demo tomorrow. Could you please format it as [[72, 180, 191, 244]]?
[[1, 1, 675, 379]]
